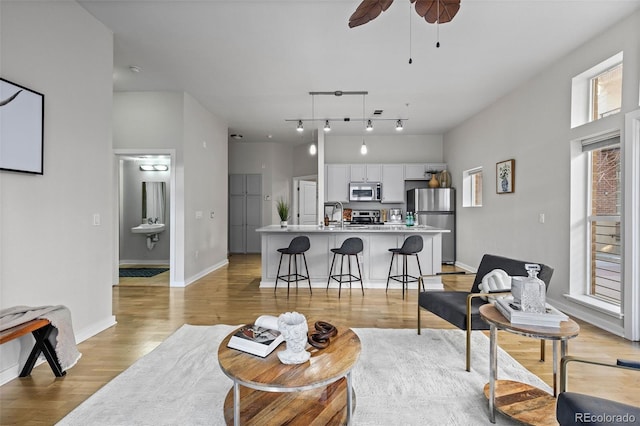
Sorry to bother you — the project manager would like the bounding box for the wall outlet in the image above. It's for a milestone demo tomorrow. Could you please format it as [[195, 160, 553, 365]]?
[[264, 195, 271, 201], [210, 211, 215, 218], [93, 213, 101, 226], [538, 213, 545, 224]]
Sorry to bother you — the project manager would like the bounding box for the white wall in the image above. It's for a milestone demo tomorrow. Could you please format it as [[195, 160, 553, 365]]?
[[182, 93, 229, 282], [0, 1, 115, 381], [444, 11, 640, 336], [325, 134, 443, 163]]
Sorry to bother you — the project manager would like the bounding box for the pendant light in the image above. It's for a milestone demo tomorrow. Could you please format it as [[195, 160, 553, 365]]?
[[361, 94, 368, 155], [309, 95, 317, 155]]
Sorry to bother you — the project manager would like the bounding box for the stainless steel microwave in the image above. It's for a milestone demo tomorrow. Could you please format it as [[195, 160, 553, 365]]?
[[349, 182, 381, 202]]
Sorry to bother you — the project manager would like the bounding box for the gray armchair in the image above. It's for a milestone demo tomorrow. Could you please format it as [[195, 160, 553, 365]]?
[[557, 356, 640, 425], [417, 254, 554, 371]]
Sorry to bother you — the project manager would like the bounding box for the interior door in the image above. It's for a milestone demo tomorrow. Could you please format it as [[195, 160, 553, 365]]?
[[299, 180, 317, 225], [229, 174, 262, 253], [245, 174, 262, 252]]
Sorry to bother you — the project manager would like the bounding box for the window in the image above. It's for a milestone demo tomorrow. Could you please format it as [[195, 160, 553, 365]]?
[[584, 135, 622, 305], [462, 167, 482, 207], [571, 52, 623, 128], [591, 63, 623, 121]]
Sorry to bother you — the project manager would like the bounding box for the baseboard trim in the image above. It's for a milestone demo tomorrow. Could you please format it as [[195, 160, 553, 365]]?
[[179, 259, 229, 288]]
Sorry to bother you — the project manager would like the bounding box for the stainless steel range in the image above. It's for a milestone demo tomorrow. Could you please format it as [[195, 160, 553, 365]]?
[[350, 210, 382, 225]]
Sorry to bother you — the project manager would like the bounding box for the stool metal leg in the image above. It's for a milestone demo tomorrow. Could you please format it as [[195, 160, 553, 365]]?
[[355, 254, 364, 295], [415, 254, 424, 291], [339, 254, 344, 298], [327, 253, 337, 290], [275, 253, 284, 294], [287, 254, 292, 298], [386, 253, 395, 293], [302, 253, 312, 294]]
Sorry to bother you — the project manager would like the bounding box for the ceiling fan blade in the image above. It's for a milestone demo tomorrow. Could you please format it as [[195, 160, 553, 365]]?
[[349, 0, 394, 28], [414, 0, 460, 24]]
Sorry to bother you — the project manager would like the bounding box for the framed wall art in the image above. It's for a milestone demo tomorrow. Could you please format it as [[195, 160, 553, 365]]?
[[496, 159, 515, 194], [0, 78, 45, 174]]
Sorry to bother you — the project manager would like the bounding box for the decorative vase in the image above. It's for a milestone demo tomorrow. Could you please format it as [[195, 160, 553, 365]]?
[[439, 170, 451, 188], [501, 179, 508, 192], [428, 174, 439, 188], [277, 312, 310, 364], [280, 220, 288, 228]]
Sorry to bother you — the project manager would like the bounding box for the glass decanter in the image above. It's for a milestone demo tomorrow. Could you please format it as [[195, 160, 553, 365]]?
[[520, 264, 546, 313]]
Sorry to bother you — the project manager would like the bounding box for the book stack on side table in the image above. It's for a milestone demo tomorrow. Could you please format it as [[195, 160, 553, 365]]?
[[227, 315, 284, 357], [495, 297, 568, 328]]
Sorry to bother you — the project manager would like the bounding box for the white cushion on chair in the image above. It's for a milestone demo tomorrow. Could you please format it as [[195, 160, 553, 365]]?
[[479, 269, 511, 301]]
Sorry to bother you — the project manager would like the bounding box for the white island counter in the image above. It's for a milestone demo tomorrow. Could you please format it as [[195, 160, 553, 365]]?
[[255, 224, 449, 291]]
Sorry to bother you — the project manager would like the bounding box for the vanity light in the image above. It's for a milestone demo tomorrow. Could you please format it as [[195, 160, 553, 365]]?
[[140, 164, 169, 171]]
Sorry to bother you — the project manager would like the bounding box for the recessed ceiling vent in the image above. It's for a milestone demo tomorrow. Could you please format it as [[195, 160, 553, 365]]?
[[373, 110, 383, 116]]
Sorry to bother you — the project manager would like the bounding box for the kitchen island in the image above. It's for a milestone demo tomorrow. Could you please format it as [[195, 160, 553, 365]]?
[[255, 224, 449, 290]]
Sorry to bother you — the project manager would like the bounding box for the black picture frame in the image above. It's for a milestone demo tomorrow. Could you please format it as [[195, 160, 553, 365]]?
[[0, 78, 45, 174]]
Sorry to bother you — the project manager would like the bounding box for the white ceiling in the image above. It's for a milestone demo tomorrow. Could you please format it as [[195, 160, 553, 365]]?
[[79, 0, 640, 145]]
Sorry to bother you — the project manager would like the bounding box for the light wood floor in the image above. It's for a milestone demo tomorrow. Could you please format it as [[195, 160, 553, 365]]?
[[1, 254, 638, 425]]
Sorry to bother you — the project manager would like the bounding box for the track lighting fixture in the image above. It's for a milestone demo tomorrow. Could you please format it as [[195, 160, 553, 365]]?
[[395, 119, 404, 131], [366, 119, 373, 131], [324, 120, 331, 132], [296, 120, 304, 132]]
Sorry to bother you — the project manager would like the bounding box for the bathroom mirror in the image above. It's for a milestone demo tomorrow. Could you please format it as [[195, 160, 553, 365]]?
[[142, 181, 166, 223]]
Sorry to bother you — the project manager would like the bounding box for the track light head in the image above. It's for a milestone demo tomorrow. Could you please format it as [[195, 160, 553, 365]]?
[[366, 119, 373, 131], [395, 119, 403, 131], [324, 120, 331, 132], [296, 120, 304, 132]]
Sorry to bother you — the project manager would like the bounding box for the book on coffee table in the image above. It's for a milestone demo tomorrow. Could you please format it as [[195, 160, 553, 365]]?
[[227, 315, 284, 357], [495, 297, 568, 328]]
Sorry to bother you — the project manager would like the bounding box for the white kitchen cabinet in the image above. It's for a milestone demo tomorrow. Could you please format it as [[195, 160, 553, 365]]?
[[325, 164, 350, 202], [381, 164, 404, 203], [350, 163, 382, 182], [404, 163, 448, 180]]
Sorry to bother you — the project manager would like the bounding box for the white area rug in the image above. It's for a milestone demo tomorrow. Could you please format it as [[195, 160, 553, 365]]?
[[58, 325, 552, 425]]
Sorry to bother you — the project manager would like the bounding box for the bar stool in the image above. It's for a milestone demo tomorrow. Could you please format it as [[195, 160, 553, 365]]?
[[327, 237, 364, 298], [386, 235, 424, 299], [275, 236, 312, 297]]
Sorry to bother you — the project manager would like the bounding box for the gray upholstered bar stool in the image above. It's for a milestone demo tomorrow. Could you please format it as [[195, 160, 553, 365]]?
[[326, 237, 364, 298], [275, 236, 312, 297], [386, 235, 424, 299]]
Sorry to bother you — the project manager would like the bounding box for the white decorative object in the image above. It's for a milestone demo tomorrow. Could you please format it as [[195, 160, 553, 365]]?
[[478, 269, 511, 301], [276, 312, 310, 364]]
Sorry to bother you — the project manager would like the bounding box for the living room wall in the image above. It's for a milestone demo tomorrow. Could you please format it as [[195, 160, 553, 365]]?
[[0, 1, 115, 382], [444, 10, 640, 337]]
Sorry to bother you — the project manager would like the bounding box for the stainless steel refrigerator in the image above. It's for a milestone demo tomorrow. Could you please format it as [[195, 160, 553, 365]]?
[[407, 188, 456, 264]]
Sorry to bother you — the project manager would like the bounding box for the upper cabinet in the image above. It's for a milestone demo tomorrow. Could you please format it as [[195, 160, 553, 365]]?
[[350, 164, 382, 182], [325, 164, 350, 202], [381, 164, 404, 203], [404, 163, 447, 180]]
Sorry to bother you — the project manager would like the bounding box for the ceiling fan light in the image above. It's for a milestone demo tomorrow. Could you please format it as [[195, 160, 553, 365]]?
[[324, 120, 331, 132], [360, 140, 368, 155], [395, 119, 403, 131], [296, 120, 304, 132], [366, 119, 373, 131]]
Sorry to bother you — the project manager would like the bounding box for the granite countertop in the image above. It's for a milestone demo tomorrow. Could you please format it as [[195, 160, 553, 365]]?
[[256, 224, 449, 233]]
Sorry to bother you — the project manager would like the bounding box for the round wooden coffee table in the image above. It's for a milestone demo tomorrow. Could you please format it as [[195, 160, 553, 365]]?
[[479, 304, 580, 425], [218, 323, 361, 426]]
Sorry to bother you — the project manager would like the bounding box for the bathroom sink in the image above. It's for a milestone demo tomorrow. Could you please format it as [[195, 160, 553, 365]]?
[[131, 223, 166, 234]]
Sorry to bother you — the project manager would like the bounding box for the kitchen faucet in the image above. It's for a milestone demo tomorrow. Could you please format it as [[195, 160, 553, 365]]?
[[333, 201, 344, 229]]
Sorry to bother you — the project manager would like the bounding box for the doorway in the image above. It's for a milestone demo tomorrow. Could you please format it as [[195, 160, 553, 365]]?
[[229, 174, 262, 253], [292, 175, 317, 225]]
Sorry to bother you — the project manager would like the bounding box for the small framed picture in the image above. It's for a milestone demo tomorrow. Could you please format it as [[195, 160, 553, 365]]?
[[496, 159, 515, 194]]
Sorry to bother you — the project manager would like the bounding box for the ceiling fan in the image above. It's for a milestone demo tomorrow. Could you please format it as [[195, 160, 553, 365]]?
[[349, 0, 461, 28]]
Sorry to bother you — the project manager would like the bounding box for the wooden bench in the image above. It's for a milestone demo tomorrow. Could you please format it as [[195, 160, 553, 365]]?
[[0, 319, 65, 377]]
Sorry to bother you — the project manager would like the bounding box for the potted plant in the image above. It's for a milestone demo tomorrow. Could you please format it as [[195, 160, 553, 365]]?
[[276, 199, 289, 227]]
